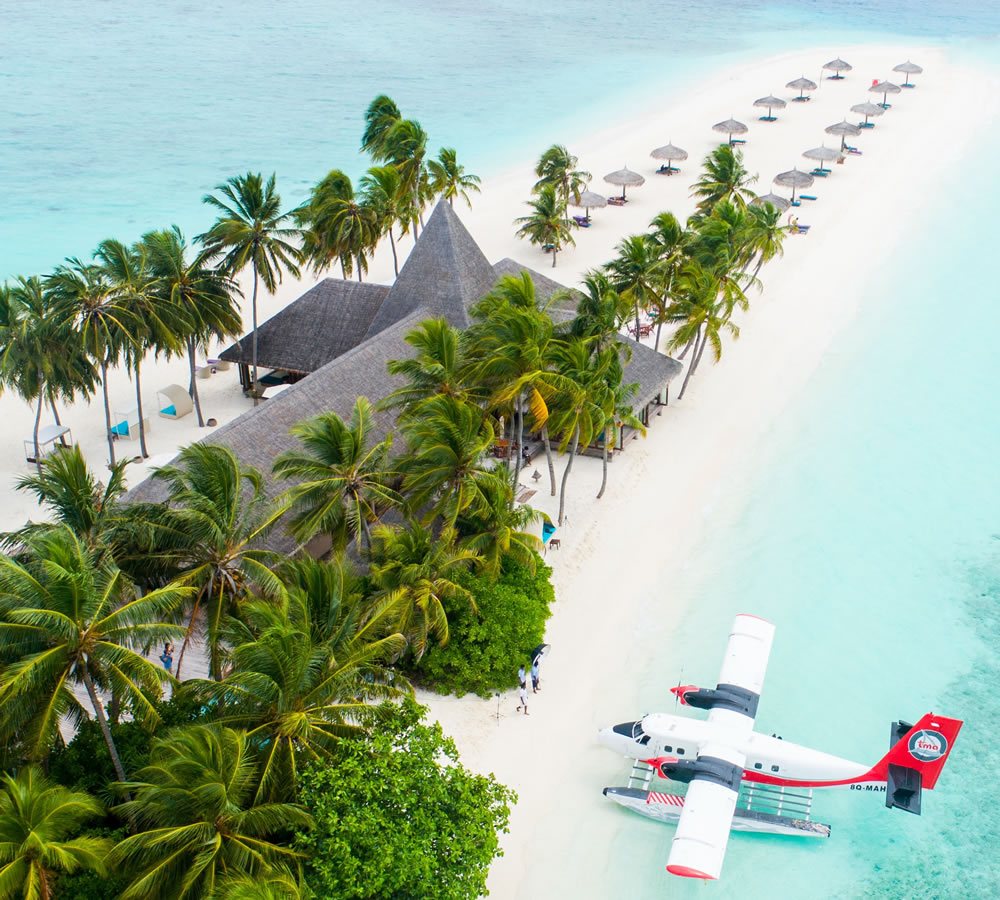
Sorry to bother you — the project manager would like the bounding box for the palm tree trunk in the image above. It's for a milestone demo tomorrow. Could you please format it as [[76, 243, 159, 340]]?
[[357, 261, 363, 283], [690, 325, 711, 378], [340, 259, 347, 279], [251, 269, 260, 408], [49, 396, 62, 426], [541, 424, 557, 496], [676, 326, 703, 400], [654, 320, 664, 351], [361, 516, 373, 555], [32, 374, 44, 473], [677, 332, 697, 361], [597, 426, 610, 499], [388, 228, 399, 277], [134, 355, 149, 458], [101, 361, 116, 466], [551, 245, 557, 268], [514, 392, 525, 481], [174, 587, 205, 681], [81, 663, 127, 783], [634, 303, 641, 342], [558, 426, 579, 526], [188, 338, 205, 427]]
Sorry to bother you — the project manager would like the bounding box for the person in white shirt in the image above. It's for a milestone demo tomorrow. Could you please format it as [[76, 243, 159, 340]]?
[[516, 681, 529, 715]]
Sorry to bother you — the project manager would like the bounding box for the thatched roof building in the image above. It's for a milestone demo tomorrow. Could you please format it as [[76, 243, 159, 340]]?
[[129, 201, 682, 552]]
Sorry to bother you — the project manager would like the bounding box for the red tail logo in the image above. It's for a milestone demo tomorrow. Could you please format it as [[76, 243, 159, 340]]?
[[874, 713, 962, 789]]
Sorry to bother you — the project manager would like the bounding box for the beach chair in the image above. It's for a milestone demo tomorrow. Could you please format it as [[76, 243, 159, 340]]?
[[156, 385, 193, 419], [858, 121, 875, 129], [110, 405, 148, 441], [607, 196, 626, 206], [656, 164, 679, 175], [794, 224, 811, 234], [730, 138, 746, 145], [799, 194, 817, 202], [758, 115, 777, 122], [845, 146, 862, 155], [572, 215, 590, 227], [810, 169, 830, 178]]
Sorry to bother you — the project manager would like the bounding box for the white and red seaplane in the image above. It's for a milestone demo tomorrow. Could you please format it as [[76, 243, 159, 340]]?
[[599, 614, 962, 881]]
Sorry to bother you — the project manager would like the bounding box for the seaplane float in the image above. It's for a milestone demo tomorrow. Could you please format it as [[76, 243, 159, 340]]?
[[599, 614, 962, 881]]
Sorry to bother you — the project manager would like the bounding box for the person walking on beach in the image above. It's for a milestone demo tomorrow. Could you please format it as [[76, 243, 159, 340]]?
[[531, 656, 540, 693], [516, 680, 529, 715], [159, 643, 173, 673], [518, 664, 526, 689]]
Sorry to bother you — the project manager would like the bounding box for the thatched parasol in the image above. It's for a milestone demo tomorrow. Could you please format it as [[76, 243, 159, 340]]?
[[893, 60, 923, 87], [786, 76, 818, 100], [825, 118, 862, 150], [773, 167, 814, 203], [750, 192, 791, 213], [753, 95, 787, 122], [822, 58, 853, 79], [712, 117, 748, 145], [569, 189, 608, 219], [650, 142, 688, 175], [870, 80, 902, 107], [603, 166, 645, 201], [851, 101, 885, 128], [802, 144, 841, 174]]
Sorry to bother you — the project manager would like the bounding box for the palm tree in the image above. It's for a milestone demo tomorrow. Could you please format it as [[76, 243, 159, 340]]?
[[664, 262, 740, 400], [141, 226, 243, 427], [0, 767, 111, 900], [96, 238, 179, 458], [428, 147, 481, 208], [212, 870, 304, 900], [361, 94, 402, 161], [742, 202, 787, 278], [596, 378, 644, 500], [199, 173, 302, 404], [534, 144, 591, 211], [384, 318, 473, 414], [369, 522, 477, 659], [647, 212, 689, 350], [149, 444, 287, 680], [273, 397, 403, 554], [360, 164, 407, 276], [515, 185, 575, 268], [690, 144, 758, 215], [0, 526, 188, 778], [383, 118, 429, 237], [604, 234, 662, 340], [47, 259, 133, 465], [569, 271, 630, 351], [399, 394, 494, 527], [184, 575, 406, 801], [111, 725, 312, 900], [0, 277, 95, 471], [456, 468, 545, 575]]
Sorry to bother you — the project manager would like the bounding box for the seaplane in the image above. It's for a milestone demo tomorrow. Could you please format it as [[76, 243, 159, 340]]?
[[599, 614, 962, 881]]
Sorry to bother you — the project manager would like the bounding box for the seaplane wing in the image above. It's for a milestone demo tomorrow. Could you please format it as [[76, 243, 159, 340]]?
[[715, 614, 775, 703], [665, 743, 746, 881]]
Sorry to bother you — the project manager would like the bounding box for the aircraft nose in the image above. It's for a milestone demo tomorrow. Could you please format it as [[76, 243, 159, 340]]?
[[599, 721, 638, 755]]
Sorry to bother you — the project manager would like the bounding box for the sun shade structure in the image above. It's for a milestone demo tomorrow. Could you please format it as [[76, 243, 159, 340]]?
[[712, 117, 748, 145], [893, 60, 923, 87], [802, 145, 841, 174], [786, 76, 818, 100], [569, 189, 609, 218], [753, 95, 787, 121], [773, 167, 815, 203], [750, 192, 791, 212], [825, 118, 862, 150], [603, 166, 645, 200], [156, 385, 193, 419], [851, 101, 885, 127], [650, 142, 688, 174], [822, 58, 853, 79], [870, 80, 902, 107]]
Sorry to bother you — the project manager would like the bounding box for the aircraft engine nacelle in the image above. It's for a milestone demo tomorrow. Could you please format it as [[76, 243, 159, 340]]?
[[645, 755, 743, 792], [671, 683, 760, 718]]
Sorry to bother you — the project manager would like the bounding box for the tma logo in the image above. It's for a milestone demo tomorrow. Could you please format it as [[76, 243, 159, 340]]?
[[908, 730, 947, 762]]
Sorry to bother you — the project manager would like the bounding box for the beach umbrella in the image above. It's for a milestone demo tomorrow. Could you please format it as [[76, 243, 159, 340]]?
[[822, 57, 853, 79], [825, 118, 862, 150], [802, 144, 840, 174], [869, 80, 902, 108], [712, 117, 748, 145], [569, 189, 608, 219], [893, 60, 923, 87], [753, 95, 787, 122], [786, 76, 818, 100], [851, 101, 885, 127], [650, 141, 688, 174], [603, 166, 645, 201], [773, 167, 814, 203], [750, 192, 791, 213]]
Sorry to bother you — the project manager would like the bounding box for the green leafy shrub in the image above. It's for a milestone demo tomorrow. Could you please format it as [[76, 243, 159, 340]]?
[[414, 552, 554, 697], [295, 699, 515, 900]]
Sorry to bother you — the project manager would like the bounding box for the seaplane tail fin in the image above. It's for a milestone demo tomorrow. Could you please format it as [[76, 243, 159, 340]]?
[[877, 713, 963, 791]]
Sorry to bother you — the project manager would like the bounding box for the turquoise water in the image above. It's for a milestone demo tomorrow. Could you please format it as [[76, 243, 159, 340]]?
[[615, 98, 1000, 898], [3, 0, 999, 280]]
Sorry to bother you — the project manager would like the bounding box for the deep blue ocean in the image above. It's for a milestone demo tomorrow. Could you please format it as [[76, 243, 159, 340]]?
[[3, 3, 1000, 897]]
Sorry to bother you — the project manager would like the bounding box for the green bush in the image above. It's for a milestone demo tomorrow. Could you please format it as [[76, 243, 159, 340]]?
[[295, 699, 515, 900], [414, 552, 554, 697]]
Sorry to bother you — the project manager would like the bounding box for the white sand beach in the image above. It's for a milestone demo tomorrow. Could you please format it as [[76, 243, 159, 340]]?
[[3, 40, 996, 897]]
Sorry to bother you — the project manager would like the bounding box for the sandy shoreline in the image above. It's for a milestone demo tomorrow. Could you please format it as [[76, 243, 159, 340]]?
[[2, 38, 997, 898]]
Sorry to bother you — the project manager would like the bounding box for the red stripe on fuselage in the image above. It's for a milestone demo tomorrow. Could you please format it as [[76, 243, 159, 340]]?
[[740, 766, 886, 789]]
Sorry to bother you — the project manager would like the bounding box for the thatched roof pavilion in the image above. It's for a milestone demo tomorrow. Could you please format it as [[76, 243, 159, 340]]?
[[129, 201, 683, 552]]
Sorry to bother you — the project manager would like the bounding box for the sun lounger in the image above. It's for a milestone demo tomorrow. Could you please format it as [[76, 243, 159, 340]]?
[[794, 225, 811, 234], [799, 194, 817, 201], [858, 121, 875, 129], [758, 115, 777, 122], [791, 200, 801, 207], [730, 138, 746, 145], [656, 164, 678, 175], [845, 146, 862, 155], [607, 196, 626, 206], [156, 385, 193, 420], [791, 96, 811, 102], [572, 215, 590, 227], [810, 169, 829, 177]]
